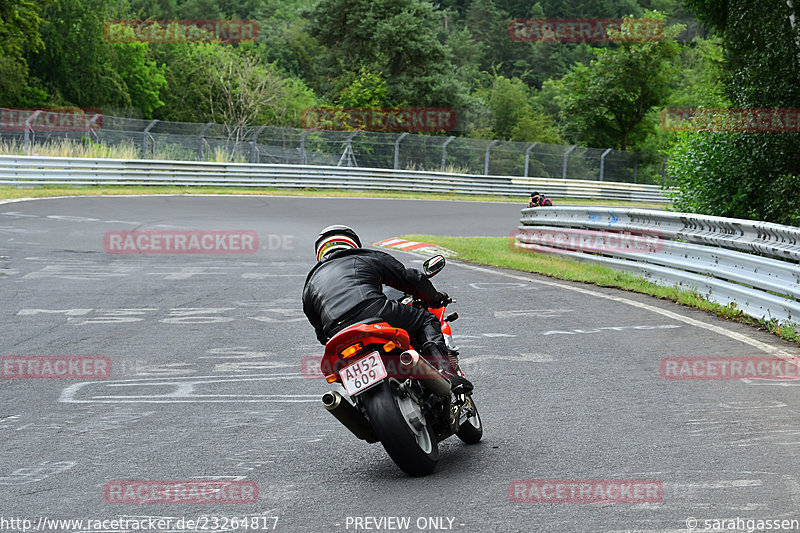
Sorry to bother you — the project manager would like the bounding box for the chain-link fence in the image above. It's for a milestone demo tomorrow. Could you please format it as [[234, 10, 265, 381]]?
[[0, 109, 667, 184]]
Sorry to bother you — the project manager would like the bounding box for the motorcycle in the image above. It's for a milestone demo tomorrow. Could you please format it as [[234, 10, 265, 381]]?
[[318, 254, 482, 476]]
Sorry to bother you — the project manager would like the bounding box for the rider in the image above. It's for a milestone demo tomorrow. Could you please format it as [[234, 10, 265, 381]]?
[[302, 225, 473, 392], [529, 191, 553, 207]]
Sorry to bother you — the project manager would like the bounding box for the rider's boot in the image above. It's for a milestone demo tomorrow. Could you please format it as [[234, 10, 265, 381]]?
[[420, 341, 474, 394]]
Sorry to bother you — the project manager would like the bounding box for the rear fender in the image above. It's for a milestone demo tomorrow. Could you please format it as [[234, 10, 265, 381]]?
[[321, 322, 411, 378]]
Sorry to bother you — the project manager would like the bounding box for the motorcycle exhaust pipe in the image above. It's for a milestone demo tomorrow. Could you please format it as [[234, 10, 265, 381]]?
[[322, 391, 377, 443], [399, 350, 452, 397]]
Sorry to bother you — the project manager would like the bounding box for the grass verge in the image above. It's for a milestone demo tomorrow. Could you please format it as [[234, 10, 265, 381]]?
[[0, 185, 669, 208], [403, 234, 800, 346]]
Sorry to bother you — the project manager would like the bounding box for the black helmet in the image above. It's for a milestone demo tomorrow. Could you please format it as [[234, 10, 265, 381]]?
[[315, 225, 361, 261]]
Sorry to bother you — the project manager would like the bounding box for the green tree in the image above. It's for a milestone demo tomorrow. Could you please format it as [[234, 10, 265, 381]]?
[[176, 0, 222, 19], [445, 26, 484, 89], [28, 0, 130, 108], [472, 74, 563, 143], [464, 0, 583, 89], [510, 112, 564, 144], [260, 17, 324, 86], [336, 68, 389, 108], [310, 0, 469, 109], [666, 0, 800, 224], [0, 0, 47, 105], [669, 35, 728, 108], [560, 12, 683, 150], [464, 0, 508, 73], [127, 0, 177, 18], [477, 75, 531, 139], [111, 43, 167, 117], [532, 78, 566, 121], [155, 42, 316, 127], [153, 42, 216, 123]]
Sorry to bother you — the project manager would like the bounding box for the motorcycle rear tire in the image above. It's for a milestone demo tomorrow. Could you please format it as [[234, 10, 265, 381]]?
[[362, 381, 439, 477]]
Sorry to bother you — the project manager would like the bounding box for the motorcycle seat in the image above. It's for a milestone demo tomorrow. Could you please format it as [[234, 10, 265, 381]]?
[[348, 317, 386, 327], [329, 316, 388, 338]]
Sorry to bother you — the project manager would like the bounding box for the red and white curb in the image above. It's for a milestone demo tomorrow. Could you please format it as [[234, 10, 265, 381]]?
[[373, 238, 456, 257]]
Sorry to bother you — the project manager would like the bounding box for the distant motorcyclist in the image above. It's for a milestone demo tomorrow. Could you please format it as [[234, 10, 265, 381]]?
[[302, 225, 473, 392], [529, 191, 553, 208]]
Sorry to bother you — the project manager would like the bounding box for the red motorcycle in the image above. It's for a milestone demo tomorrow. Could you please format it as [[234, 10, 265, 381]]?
[[318, 255, 482, 476]]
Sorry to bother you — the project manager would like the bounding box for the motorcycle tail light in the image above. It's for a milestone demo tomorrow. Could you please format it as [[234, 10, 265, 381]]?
[[382, 341, 396, 352], [340, 342, 363, 359], [325, 373, 338, 383]]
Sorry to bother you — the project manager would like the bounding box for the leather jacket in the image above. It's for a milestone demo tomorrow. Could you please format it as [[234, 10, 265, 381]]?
[[302, 248, 438, 344]]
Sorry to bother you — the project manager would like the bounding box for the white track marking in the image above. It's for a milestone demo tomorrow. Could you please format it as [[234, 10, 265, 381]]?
[[59, 373, 318, 404], [453, 261, 798, 358]]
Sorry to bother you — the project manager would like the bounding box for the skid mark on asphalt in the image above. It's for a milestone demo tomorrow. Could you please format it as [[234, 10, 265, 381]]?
[[0, 461, 76, 485]]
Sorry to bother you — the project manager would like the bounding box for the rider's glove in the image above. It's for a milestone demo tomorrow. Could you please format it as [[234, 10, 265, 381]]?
[[432, 291, 450, 307]]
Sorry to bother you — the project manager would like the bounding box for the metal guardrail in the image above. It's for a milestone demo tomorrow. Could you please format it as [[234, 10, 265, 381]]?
[[516, 207, 800, 324], [0, 155, 669, 203]]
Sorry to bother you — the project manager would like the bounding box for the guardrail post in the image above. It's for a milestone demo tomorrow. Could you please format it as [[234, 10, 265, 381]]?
[[199, 122, 213, 160], [84, 114, 102, 146], [599, 148, 612, 182], [337, 130, 360, 167], [143, 119, 158, 159], [441, 136, 456, 172], [524, 142, 539, 177], [562, 145, 577, 180], [393, 132, 408, 170], [250, 125, 267, 163], [299, 129, 313, 165], [484, 139, 499, 175], [23, 111, 42, 156]]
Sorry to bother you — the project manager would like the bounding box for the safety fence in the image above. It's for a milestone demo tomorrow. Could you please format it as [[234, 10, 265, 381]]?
[[0, 109, 666, 185], [0, 156, 669, 203], [515, 207, 800, 324]]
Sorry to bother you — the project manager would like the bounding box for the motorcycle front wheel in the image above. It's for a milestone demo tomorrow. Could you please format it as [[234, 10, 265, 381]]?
[[456, 394, 483, 444], [361, 381, 439, 477]]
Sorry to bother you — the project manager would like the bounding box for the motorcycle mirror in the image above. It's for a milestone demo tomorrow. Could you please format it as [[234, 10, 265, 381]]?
[[422, 255, 446, 277]]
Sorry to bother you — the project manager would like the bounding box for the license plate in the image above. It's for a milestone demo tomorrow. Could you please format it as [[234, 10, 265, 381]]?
[[340, 352, 387, 396]]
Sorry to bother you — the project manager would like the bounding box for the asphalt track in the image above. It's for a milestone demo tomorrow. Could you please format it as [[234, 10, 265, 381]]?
[[1, 195, 800, 533]]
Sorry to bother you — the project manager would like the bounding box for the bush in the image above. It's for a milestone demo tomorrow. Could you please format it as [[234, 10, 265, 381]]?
[[666, 131, 800, 225]]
